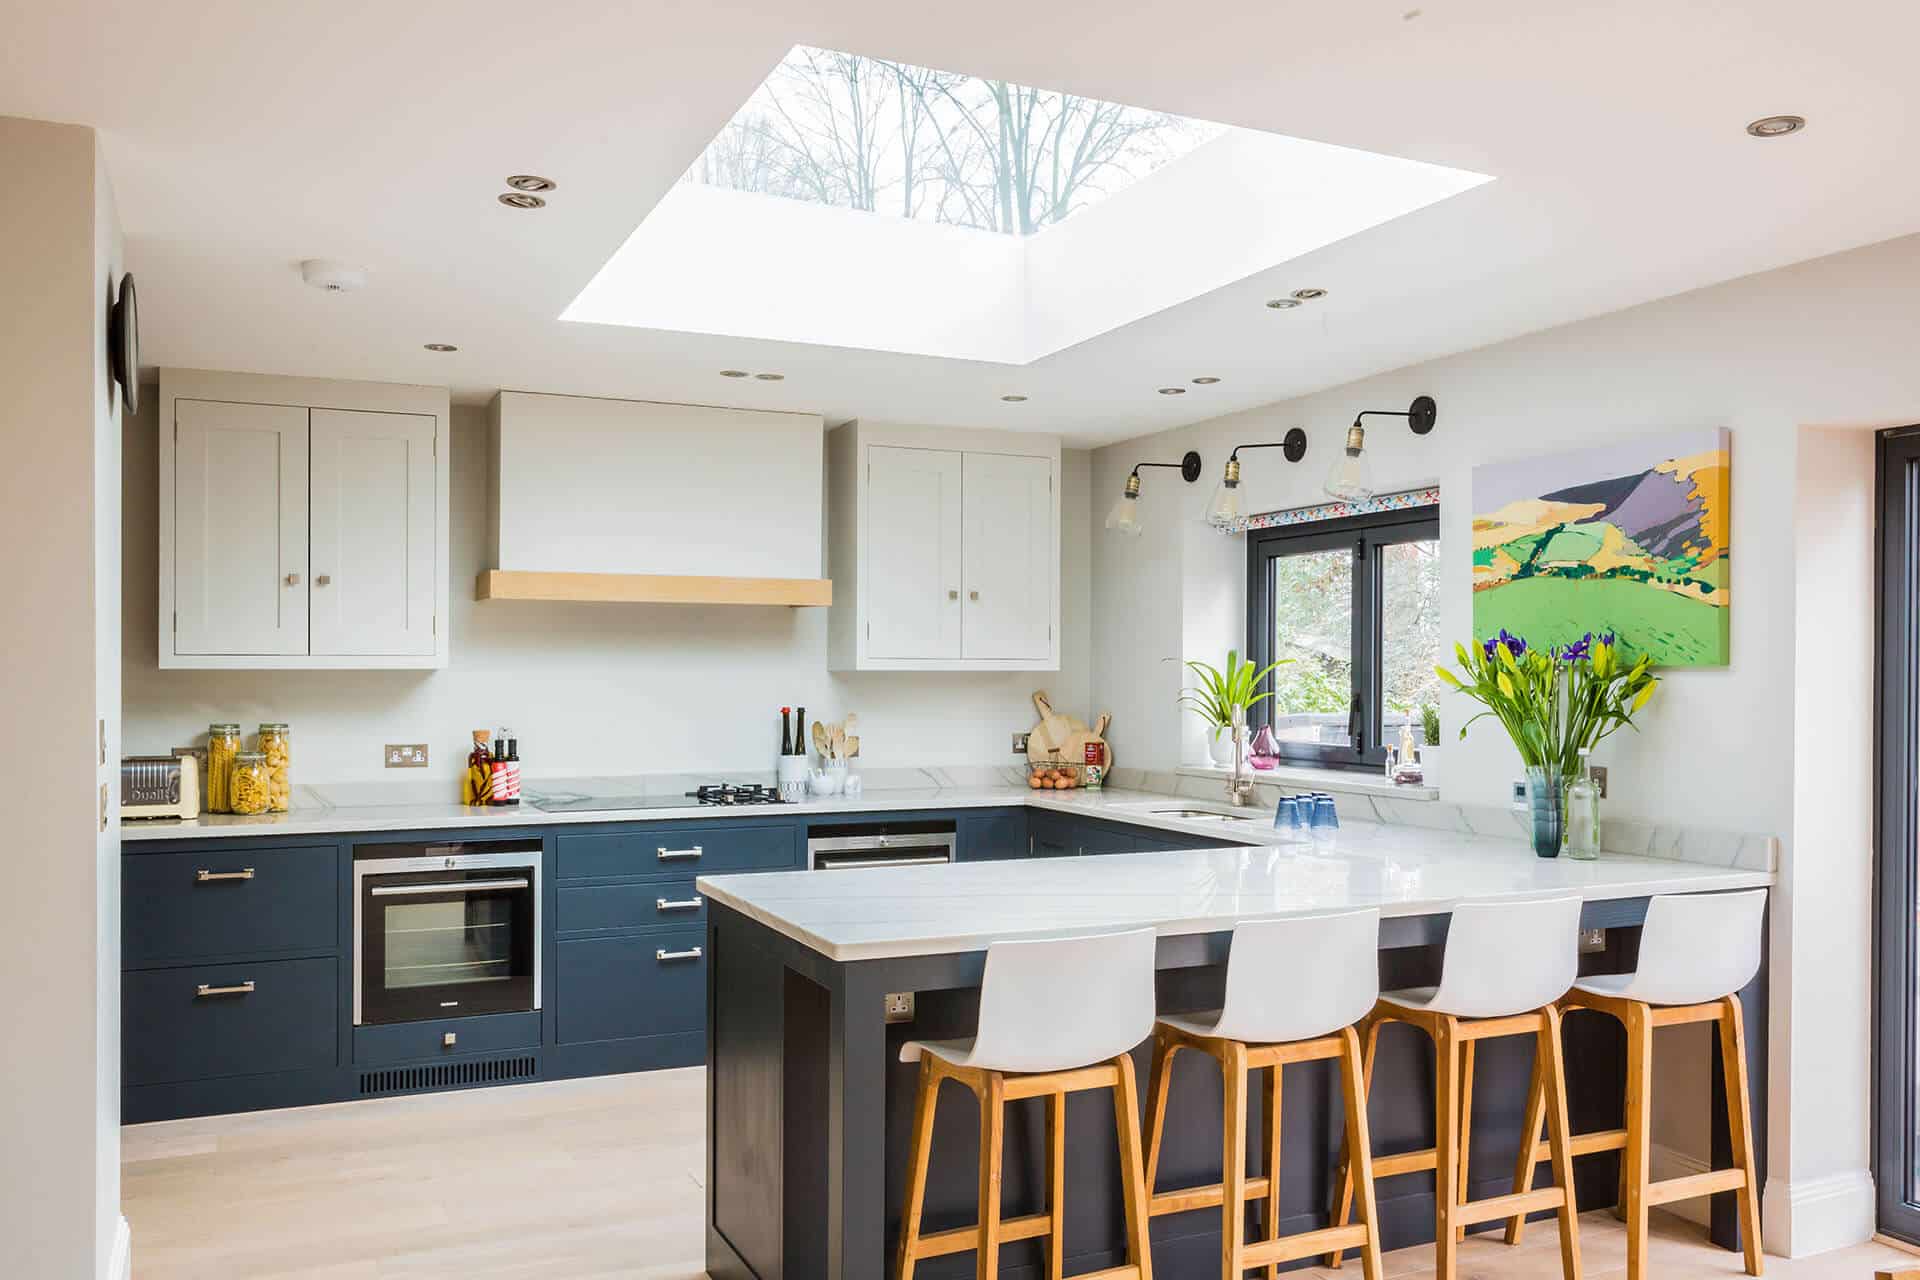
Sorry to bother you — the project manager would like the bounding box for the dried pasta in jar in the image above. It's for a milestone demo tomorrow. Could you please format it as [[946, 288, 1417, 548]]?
[[258, 723, 291, 812], [229, 752, 270, 816], [207, 723, 241, 813]]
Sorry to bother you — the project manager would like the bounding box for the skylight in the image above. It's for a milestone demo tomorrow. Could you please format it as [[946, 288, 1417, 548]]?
[[564, 47, 1495, 364], [683, 46, 1226, 236]]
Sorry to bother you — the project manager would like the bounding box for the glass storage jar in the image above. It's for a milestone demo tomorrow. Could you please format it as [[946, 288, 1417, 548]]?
[[229, 752, 271, 815], [206, 723, 241, 813], [258, 723, 291, 812]]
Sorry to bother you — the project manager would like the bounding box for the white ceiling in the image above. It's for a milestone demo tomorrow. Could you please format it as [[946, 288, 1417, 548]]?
[[4, 0, 1916, 447]]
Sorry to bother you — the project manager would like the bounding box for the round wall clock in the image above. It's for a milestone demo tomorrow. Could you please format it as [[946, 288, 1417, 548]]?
[[109, 272, 139, 415]]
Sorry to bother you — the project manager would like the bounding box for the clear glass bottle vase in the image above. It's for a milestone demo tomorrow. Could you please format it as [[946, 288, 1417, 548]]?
[[1565, 751, 1602, 861]]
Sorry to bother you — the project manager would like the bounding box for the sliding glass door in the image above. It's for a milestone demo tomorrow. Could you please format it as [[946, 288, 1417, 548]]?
[[1876, 426, 1920, 1242]]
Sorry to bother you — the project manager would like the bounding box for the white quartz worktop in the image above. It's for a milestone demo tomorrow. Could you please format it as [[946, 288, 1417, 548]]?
[[118, 782, 1288, 845], [696, 830, 1773, 961]]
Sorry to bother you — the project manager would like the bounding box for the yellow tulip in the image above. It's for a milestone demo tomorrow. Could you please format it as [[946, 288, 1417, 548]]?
[[1497, 671, 1517, 699], [1593, 643, 1613, 678], [1435, 667, 1462, 689], [1498, 642, 1519, 671], [1631, 681, 1657, 713]]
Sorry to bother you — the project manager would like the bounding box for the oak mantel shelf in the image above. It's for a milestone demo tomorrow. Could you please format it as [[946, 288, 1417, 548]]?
[[474, 570, 833, 607]]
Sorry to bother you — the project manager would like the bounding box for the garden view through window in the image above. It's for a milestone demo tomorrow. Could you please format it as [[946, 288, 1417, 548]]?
[[1249, 508, 1441, 769]]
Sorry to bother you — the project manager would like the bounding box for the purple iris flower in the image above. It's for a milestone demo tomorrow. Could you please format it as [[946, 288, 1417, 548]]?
[[1482, 630, 1527, 661], [1558, 633, 1594, 662]]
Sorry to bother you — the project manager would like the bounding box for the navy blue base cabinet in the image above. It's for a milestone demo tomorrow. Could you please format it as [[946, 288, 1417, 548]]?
[[122, 804, 1238, 1122]]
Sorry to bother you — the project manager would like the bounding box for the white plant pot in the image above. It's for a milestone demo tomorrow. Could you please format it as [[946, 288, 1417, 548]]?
[[1207, 726, 1236, 768]]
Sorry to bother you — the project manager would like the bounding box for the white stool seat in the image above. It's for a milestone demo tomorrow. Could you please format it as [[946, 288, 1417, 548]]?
[[897, 927, 1159, 1075], [1570, 888, 1766, 1007], [1153, 910, 1381, 1046], [1377, 895, 1583, 1019]]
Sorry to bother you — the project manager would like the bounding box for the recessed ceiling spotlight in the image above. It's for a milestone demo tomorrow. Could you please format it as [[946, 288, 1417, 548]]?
[[1745, 115, 1806, 138], [1266, 298, 1302, 310], [754, 372, 785, 381], [1158, 387, 1187, 396], [505, 174, 557, 192], [1001, 394, 1029, 402], [719, 369, 750, 378], [1191, 376, 1221, 385], [1292, 287, 1329, 301], [423, 343, 458, 353], [498, 192, 547, 210]]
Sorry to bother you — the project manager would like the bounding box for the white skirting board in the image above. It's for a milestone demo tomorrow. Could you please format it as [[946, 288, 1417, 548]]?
[[109, 1215, 130, 1280], [1651, 1143, 1713, 1228], [1762, 1168, 1877, 1259]]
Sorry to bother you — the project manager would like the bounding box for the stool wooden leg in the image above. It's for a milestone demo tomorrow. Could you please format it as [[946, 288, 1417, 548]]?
[[1263, 1063, 1283, 1280], [1221, 1041, 1250, 1279], [1433, 1016, 1462, 1280], [1338, 1026, 1386, 1280], [1718, 996, 1765, 1277], [977, 1073, 1006, 1280], [1622, 1000, 1653, 1280], [1047, 1090, 1067, 1280], [1541, 1005, 1585, 1280], [1326, 1014, 1382, 1268], [1504, 1037, 1548, 1245], [898, 1058, 940, 1280], [1112, 1053, 1156, 1279], [1456, 1039, 1476, 1242], [1143, 1029, 1177, 1197]]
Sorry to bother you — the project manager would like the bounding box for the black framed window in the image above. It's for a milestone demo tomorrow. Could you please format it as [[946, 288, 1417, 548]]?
[[1245, 505, 1441, 770], [1875, 425, 1920, 1242]]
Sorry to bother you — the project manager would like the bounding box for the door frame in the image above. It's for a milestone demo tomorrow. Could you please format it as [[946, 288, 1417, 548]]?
[[1874, 424, 1920, 1242]]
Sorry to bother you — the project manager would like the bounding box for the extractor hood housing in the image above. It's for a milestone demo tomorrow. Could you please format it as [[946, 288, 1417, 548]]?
[[479, 391, 832, 606]]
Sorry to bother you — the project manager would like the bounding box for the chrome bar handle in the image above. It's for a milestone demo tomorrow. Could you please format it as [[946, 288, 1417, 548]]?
[[370, 877, 529, 897], [656, 845, 704, 861], [656, 897, 703, 912], [655, 947, 704, 962], [195, 868, 256, 883], [196, 981, 256, 997]]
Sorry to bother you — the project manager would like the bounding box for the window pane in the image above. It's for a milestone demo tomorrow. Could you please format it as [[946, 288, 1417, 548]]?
[[1268, 548, 1354, 746], [1381, 538, 1443, 746]]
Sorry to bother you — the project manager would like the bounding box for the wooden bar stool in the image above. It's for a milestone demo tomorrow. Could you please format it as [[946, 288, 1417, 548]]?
[[1505, 889, 1767, 1280], [1141, 908, 1386, 1280], [1329, 894, 1587, 1280], [895, 927, 1159, 1280]]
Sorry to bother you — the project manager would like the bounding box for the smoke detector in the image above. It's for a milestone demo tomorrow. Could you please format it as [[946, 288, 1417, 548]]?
[[300, 259, 368, 293]]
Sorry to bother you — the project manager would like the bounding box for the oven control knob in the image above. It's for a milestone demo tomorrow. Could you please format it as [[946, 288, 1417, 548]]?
[[443, 1032, 457, 1048], [878, 836, 889, 846], [445, 857, 456, 869]]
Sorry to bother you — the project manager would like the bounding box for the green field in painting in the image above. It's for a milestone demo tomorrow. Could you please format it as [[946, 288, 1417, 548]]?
[[1472, 575, 1728, 666]]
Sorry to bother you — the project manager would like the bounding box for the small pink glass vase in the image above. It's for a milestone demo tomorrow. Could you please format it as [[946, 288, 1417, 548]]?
[[1248, 724, 1281, 771]]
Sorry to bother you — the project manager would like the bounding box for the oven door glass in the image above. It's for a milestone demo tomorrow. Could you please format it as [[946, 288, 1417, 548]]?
[[360, 869, 535, 1025]]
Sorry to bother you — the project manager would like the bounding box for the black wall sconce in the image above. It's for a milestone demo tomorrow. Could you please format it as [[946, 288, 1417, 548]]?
[[1205, 429, 1308, 528], [1107, 451, 1203, 536], [1326, 395, 1438, 500]]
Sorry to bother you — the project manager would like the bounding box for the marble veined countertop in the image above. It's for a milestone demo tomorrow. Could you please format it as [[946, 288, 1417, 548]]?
[[696, 826, 1773, 961], [119, 780, 1308, 846]]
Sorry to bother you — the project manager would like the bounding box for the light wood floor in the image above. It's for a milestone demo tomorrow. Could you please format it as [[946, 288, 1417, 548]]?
[[123, 1068, 1910, 1279]]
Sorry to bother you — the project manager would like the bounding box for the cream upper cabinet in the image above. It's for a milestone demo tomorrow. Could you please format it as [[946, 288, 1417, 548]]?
[[828, 422, 1060, 672], [159, 371, 450, 670]]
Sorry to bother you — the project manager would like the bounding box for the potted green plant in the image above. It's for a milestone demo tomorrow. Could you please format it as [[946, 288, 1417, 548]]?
[[1180, 650, 1286, 800], [1435, 630, 1658, 856]]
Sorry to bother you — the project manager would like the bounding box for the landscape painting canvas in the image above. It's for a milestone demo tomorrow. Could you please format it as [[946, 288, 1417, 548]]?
[[1471, 429, 1730, 666]]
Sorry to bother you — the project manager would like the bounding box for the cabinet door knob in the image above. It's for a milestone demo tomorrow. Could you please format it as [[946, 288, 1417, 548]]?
[[316, 575, 332, 587], [948, 589, 959, 600], [969, 589, 980, 601], [285, 573, 301, 587]]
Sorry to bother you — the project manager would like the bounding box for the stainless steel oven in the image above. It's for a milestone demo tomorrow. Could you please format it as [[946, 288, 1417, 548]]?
[[353, 840, 541, 1026], [807, 819, 957, 870]]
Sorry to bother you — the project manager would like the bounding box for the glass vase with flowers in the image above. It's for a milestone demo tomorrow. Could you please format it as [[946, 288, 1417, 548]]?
[[1435, 630, 1659, 857]]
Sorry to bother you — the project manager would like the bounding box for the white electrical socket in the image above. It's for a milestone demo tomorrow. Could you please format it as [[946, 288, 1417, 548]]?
[[884, 992, 915, 1023], [385, 744, 430, 768]]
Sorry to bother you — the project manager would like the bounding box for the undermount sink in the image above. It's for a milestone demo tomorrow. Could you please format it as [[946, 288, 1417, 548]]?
[[1147, 808, 1255, 821]]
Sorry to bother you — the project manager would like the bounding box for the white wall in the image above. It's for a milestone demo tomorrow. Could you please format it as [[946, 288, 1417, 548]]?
[[1091, 232, 1920, 1254], [0, 115, 125, 1280], [123, 409, 1091, 786]]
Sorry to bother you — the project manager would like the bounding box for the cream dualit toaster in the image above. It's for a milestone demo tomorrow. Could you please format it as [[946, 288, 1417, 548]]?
[[120, 755, 200, 820]]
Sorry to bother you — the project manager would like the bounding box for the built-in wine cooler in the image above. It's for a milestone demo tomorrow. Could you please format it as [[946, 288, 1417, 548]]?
[[352, 840, 541, 1026]]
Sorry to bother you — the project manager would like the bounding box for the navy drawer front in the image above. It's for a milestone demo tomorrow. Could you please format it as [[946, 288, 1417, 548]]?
[[555, 929, 705, 1044], [556, 823, 797, 881], [354, 1011, 542, 1065], [557, 878, 706, 936], [124, 956, 337, 1086], [124, 844, 337, 966]]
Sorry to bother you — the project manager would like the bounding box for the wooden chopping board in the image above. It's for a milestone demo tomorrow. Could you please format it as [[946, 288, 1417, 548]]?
[[1026, 690, 1086, 763], [1060, 713, 1113, 771]]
